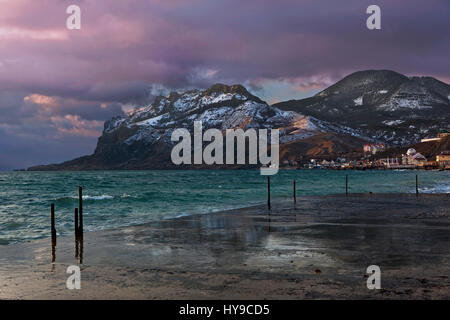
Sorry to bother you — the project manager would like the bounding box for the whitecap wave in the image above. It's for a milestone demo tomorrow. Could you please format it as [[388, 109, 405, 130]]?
[[81, 195, 114, 200], [174, 212, 191, 218], [120, 193, 136, 198], [419, 183, 450, 194]]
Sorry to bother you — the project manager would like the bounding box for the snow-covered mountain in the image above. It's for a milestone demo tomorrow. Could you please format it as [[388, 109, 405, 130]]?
[[29, 84, 366, 170], [274, 70, 450, 146], [102, 84, 363, 147], [28, 70, 449, 170]]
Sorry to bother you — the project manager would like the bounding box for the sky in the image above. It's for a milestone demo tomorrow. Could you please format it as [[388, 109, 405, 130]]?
[[0, 0, 449, 170]]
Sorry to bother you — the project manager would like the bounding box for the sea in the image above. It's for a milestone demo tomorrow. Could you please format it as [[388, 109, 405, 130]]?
[[0, 169, 449, 244]]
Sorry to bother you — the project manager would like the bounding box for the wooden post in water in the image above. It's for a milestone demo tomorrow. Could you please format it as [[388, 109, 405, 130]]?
[[74, 208, 79, 239], [267, 176, 271, 211], [51, 203, 56, 245], [293, 180, 296, 204], [345, 174, 348, 196], [74, 207, 79, 258], [416, 175, 419, 196], [78, 187, 83, 238]]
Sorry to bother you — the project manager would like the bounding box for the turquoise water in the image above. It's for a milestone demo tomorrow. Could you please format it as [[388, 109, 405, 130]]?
[[0, 170, 449, 244]]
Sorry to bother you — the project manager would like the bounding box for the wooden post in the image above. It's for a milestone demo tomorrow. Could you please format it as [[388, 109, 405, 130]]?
[[267, 176, 271, 211], [416, 175, 419, 196], [74, 208, 79, 239], [51, 244, 56, 263], [78, 237, 83, 264], [75, 237, 79, 258], [78, 186, 83, 237], [345, 174, 348, 196], [51, 203, 56, 245], [293, 180, 296, 204]]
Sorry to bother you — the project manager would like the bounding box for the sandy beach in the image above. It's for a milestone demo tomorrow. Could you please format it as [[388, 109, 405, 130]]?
[[0, 193, 449, 300]]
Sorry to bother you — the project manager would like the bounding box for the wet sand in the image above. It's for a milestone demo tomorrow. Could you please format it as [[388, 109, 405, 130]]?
[[0, 193, 449, 299]]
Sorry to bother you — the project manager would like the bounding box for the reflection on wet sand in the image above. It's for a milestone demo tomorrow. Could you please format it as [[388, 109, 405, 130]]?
[[81, 194, 448, 271], [0, 194, 448, 299], [49, 233, 84, 267], [74, 237, 84, 265], [51, 244, 56, 263], [51, 243, 56, 272]]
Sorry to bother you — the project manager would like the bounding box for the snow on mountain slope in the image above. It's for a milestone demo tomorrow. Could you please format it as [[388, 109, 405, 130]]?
[[103, 84, 361, 149], [273, 70, 450, 146]]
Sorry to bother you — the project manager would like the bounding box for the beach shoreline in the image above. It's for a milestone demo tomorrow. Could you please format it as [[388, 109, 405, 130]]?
[[0, 193, 449, 299]]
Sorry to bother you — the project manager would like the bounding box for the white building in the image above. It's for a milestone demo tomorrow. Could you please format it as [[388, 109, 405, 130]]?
[[402, 148, 426, 166]]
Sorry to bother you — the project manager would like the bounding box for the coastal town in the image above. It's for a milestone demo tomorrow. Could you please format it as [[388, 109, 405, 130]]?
[[283, 130, 450, 170]]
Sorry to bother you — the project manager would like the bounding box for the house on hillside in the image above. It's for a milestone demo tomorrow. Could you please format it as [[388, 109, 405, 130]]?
[[363, 143, 385, 155], [436, 151, 450, 169], [438, 130, 450, 139], [421, 129, 450, 143]]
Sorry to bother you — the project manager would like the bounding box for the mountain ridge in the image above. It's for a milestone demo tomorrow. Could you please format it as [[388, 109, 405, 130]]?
[[28, 70, 450, 170], [274, 70, 450, 146]]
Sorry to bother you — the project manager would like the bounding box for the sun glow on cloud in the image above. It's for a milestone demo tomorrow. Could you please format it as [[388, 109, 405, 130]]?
[[24, 94, 55, 105], [0, 27, 68, 40], [23, 94, 105, 137], [24, 94, 58, 113], [50, 115, 103, 138]]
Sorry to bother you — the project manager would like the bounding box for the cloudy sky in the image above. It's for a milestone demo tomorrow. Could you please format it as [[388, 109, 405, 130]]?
[[0, 0, 449, 170]]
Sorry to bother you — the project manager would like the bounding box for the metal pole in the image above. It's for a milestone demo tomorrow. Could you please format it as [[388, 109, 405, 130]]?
[[293, 180, 296, 204], [346, 174, 348, 196], [416, 175, 419, 196]]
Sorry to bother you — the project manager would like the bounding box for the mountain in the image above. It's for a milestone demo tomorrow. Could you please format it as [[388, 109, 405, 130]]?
[[28, 70, 450, 170], [273, 70, 450, 146], [29, 84, 363, 170]]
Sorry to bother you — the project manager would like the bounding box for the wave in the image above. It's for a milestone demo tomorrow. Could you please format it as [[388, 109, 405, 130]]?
[[120, 193, 138, 198], [55, 193, 138, 203], [57, 194, 115, 201], [174, 212, 191, 218], [82, 195, 114, 200], [419, 183, 450, 194]]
